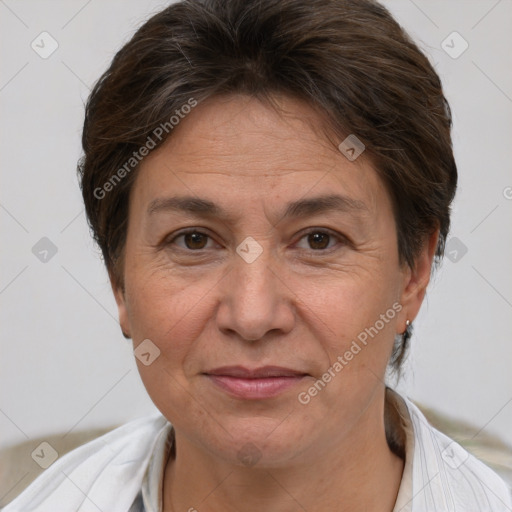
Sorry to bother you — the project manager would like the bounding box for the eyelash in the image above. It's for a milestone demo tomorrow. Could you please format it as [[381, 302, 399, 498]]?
[[165, 228, 349, 254]]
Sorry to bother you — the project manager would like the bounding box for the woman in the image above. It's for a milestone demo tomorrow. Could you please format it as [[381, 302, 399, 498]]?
[[4, 0, 511, 511]]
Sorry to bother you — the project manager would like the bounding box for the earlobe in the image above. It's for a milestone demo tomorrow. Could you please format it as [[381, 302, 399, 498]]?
[[109, 271, 132, 340], [397, 229, 439, 330]]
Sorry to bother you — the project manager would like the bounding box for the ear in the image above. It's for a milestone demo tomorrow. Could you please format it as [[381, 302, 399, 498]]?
[[109, 271, 131, 339], [397, 228, 439, 332]]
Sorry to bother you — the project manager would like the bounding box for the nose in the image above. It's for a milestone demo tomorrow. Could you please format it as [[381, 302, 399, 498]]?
[[215, 248, 295, 342]]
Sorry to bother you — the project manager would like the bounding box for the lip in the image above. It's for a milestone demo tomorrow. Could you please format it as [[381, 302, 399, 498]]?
[[204, 366, 309, 400], [206, 365, 307, 378]]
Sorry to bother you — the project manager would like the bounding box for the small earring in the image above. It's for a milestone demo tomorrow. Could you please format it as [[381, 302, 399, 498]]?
[[402, 319, 412, 339]]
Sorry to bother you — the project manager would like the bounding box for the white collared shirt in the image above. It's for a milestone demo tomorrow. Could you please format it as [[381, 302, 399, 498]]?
[[3, 391, 511, 512]]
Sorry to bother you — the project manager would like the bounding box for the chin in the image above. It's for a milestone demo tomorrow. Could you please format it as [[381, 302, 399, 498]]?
[[204, 417, 311, 468]]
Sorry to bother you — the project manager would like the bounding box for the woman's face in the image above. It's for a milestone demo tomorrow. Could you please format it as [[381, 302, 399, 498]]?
[[114, 94, 430, 467]]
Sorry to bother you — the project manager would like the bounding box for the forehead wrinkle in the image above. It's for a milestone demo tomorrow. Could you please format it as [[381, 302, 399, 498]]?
[[146, 193, 370, 231]]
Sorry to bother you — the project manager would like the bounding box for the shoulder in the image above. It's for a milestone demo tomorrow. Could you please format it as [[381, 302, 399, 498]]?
[[401, 395, 512, 511], [2, 412, 171, 512]]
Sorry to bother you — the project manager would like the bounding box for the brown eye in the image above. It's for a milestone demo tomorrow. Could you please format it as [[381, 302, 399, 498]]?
[[166, 230, 214, 251], [307, 232, 331, 250], [183, 232, 209, 249], [295, 229, 346, 253]]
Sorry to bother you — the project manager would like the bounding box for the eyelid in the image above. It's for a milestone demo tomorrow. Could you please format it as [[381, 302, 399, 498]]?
[[164, 227, 350, 252], [293, 227, 350, 251], [166, 228, 220, 250]]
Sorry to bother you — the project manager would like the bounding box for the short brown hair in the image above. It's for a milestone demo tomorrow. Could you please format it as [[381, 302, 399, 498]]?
[[78, 0, 457, 370]]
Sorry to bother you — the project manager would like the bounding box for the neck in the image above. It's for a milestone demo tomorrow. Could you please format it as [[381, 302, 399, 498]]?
[[163, 393, 404, 512]]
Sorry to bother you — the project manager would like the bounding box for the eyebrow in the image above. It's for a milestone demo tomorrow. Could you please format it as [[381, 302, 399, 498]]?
[[147, 194, 368, 221]]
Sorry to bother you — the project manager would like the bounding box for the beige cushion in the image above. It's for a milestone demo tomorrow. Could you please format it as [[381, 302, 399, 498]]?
[[0, 427, 117, 507]]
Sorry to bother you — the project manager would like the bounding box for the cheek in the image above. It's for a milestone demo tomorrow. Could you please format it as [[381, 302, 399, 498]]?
[[127, 263, 200, 324], [300, 268, 400, 366], [125, 266, 226, 374], [127, 274, 214, 415]]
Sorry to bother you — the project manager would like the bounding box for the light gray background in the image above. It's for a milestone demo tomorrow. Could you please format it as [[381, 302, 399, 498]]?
[[1, 0, 511, 454]]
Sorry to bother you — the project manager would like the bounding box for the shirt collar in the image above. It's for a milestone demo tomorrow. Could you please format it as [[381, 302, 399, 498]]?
[[141, 420, 174, 512], [388, 388, 415, 512]]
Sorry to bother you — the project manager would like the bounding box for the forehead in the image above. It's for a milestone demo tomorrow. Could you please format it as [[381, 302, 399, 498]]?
[[131, 94, 387, 218]]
